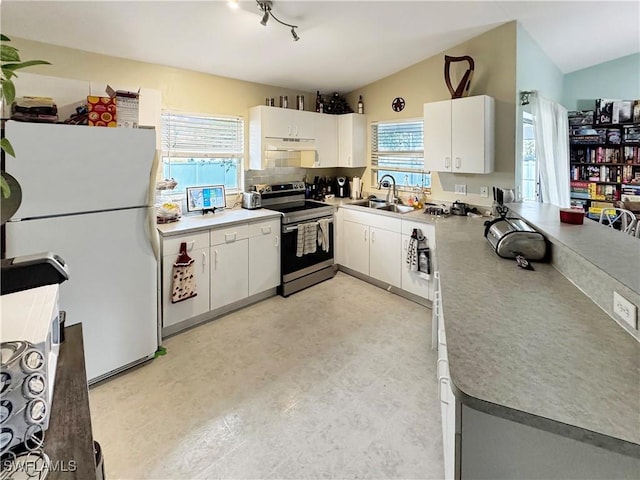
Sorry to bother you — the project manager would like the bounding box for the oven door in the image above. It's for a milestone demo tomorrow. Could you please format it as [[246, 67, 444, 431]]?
[[281, 216, 334, 282]]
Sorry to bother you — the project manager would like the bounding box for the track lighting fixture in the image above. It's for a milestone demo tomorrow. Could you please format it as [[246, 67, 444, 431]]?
[[256, 1, 300, 42]]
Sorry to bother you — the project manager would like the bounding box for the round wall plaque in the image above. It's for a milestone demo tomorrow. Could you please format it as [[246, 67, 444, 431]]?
[[392, 97, 405, 112]]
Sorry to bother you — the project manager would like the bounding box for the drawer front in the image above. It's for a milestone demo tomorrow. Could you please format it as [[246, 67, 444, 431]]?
[[342, 208, 401, 232], [401, 219, 434, 237], [248, 218, 280, 238], [210, 224, 249, 246], [162, 232, 210, 257]]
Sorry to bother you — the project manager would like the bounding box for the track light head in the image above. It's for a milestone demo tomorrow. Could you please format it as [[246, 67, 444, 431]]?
[[256, 0, 300, 41]]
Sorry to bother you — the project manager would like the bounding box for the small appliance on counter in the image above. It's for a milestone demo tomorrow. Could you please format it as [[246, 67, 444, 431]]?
[[484, 217, 548, 261], [336, 177, 350, 198], [450, 201, 469, 216], [1, 252, 69, 296], [241, 191, 262, 210]]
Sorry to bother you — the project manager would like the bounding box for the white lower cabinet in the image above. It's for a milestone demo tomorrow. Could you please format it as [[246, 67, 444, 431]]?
[[401, 220, 435, 300], [160, 216, 280, 334], [210, 238, 249, 310], [161, 232, 211, 328], [248, 219, 280, 296], [338, 209, 434, 296], [369, 227, 401, 287], [342, 220, 370, 276]]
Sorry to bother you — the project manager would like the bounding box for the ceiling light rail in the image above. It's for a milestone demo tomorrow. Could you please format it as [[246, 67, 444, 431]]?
[[256, 0, 300, 42]]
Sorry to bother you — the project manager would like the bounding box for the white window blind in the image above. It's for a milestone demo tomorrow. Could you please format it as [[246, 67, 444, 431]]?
[[161, 112, 243, 158], [371, 119, 430, 189], [161, 112, 244, 192]]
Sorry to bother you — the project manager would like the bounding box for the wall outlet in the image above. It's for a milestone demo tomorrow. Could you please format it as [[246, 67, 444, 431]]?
[[613, 292, 638, 329], [480, 186, 489, 198], [455, 184, 467, 195]]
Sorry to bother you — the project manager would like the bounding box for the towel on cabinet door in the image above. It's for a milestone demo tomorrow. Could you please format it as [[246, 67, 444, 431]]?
[[317, 218, 330, 253], [296, 221, 319, 257], [406, 234, 419, 271], [171, 242, 198, 303]]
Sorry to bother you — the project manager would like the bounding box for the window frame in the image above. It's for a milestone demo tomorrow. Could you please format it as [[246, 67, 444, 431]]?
[[160, 110, 245, 196], [370, 118, 430, 192]]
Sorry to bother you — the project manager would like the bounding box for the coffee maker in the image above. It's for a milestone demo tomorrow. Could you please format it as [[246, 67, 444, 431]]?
[[336, 177, 350, 198]]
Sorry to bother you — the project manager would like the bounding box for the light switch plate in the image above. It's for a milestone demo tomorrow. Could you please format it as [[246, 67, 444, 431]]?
[[455, 184, 467, 195], [613, 292, 638, 329], [480, 186, 489, 198]]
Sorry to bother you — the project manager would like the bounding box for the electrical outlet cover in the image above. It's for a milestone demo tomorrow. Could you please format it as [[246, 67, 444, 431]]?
[[613, 292, 638, 329], [480, 186, 489, 198]]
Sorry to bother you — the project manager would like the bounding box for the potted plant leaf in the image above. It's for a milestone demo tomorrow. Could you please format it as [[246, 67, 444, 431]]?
[[1, 34, 50, 224]]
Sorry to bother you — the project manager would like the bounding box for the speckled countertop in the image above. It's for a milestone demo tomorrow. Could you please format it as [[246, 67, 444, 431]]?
[[507, 202, 640, 294], [157, 208, 282, 236], [434, 215, 640, 456]]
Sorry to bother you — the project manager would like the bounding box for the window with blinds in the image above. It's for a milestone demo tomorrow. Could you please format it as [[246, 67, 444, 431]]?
[[161, 112, 244, 192], [371, 119, 430, 189]]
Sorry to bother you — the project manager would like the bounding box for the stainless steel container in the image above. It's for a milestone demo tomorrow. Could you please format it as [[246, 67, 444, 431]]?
[[484, 217, 547, 260], [297, 95, 304, 110]]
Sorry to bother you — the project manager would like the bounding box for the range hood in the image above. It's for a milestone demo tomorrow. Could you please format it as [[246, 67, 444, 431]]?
[[264, 136, 316, 151]]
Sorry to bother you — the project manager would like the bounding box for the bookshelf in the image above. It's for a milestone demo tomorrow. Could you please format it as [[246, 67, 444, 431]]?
[[568, 100, 640, 220]]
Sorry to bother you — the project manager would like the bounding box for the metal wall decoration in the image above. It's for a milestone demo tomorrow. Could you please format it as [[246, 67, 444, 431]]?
[[392, 97, 405, 112], [444, 55, 475, 99]]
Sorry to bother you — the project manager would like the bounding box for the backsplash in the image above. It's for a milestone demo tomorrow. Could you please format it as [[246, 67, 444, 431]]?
[[245, 166, 342, 190]]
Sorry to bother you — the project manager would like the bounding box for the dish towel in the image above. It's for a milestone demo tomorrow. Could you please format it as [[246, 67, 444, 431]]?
[[317, 218, 331, 253], [171, 242, 198, 303], [296, 221, 319, 257], [406, 233, 419, 271]]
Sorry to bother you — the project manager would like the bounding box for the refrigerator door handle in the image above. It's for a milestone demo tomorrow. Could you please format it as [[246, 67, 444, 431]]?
[[147, 150, 161, 262]]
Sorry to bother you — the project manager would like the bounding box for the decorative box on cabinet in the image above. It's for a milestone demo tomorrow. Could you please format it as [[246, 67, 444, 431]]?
[[424, 95, 494, 174]]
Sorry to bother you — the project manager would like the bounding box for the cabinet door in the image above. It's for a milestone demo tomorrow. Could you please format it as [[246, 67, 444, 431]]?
[[210, 239, 249, 310], [369, 227, 401, 287], [248, 221, 281, 296], [451, 95, 493, 174], [341, 220, 370, 275], [314, 114, 338, 167], [401, 235, 431, 299], [162, 247, 210, 328], [424, 100, 452, 172], [294, 110, 316, 139], [338, 114, 367, 167], [261, 106, 292, 138]]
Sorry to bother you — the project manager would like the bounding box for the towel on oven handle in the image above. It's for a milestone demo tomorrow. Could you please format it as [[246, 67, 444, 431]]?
[[317, 218, 330, 253], [296, 221, 319, 257]]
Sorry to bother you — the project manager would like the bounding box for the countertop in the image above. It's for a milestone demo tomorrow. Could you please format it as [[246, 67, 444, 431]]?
[[157, 208, 282, 236], [46, 324, 97, 479], [434, 215, 640, 456], [507, 202, 640, 294]]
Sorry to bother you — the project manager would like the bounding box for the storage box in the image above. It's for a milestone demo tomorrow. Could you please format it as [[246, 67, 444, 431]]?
[[87, 96, 117, 127], [560, 207, 584, 224], [106, 85, 139, 128]]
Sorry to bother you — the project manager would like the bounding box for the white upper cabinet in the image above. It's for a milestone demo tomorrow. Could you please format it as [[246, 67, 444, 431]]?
[[312, 113, 338, 168], [424, 95, 494, 174], [338, 113, 367, 168]]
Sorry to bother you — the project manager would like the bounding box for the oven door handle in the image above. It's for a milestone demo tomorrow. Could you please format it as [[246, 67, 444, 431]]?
[[282, 216, 333, 234]]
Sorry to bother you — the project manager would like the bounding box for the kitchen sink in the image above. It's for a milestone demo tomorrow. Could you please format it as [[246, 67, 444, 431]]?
[[377, 204, 415, 214]]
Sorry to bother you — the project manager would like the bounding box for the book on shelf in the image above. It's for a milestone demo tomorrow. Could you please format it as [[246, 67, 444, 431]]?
[[623, 125, 640, 144], [623, 146, 640, 163], [633, 101, 640, 124], [607, 128, 621, 145], [595, 99, 615, 124], [595, 99, 635, 125], [568, 110, 594, 126], [613, 101, 633, 124]]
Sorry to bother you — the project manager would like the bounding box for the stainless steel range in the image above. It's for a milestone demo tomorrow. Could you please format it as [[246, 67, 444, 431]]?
[[259, 182, 336, 296]]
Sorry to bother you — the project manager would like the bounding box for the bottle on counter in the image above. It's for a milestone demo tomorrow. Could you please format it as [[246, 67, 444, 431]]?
[[316, 91, 321, 112], [357, 95, 364, 114]]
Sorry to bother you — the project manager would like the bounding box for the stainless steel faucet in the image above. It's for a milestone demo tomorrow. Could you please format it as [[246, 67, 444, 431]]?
[[377, 174, 397, 204]]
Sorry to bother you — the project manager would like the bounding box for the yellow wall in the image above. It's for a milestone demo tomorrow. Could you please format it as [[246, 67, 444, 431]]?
[[346, 21, 518, 206], [9, 37, 314, 117], [11, 23, 517, 206]]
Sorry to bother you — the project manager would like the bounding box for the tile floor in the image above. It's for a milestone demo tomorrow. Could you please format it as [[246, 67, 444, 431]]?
[[89, 272, 444, 479]]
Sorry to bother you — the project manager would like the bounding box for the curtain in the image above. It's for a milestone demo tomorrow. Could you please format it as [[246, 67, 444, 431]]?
[[530, 94, 571, 207]]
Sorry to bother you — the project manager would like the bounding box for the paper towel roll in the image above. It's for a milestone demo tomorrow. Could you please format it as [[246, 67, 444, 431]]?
[[351, 177, 361, 199]]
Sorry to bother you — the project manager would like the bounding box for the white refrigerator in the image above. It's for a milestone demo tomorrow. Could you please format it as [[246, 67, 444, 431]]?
[[4, 121, 160, 383]]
